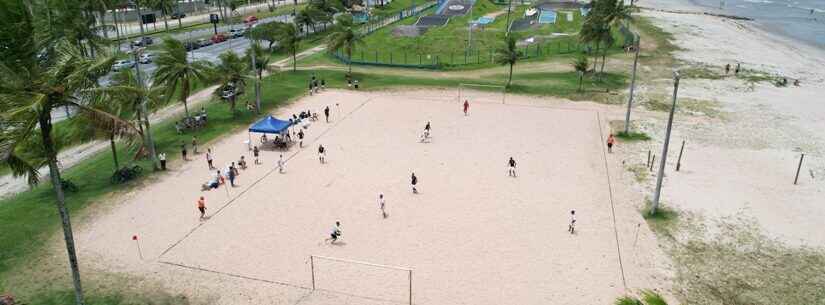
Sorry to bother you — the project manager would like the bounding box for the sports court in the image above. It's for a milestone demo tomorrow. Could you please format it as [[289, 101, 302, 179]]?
[[76, 89, 641, 305]]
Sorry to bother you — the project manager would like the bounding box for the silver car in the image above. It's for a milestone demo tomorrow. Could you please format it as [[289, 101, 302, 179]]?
[[139, 53, 154, 64], [112, 59, 136, 71]]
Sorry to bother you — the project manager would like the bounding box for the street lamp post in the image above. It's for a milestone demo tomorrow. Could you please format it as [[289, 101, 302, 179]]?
[[650, 71, 680, 215], [624, 34, 640, 134]]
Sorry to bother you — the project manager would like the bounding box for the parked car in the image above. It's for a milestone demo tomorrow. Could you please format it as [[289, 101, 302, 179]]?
[[130, 37, 153, 47], [229, 28, 246, 38], [112, 59, 136, 71], [211, 33, 228, 44], [244, 15, 258, 24], [138, 53, 154, 64], [184, 41, 200, 51], [197, 38, 213, 47], [170, 12, 186, 19]]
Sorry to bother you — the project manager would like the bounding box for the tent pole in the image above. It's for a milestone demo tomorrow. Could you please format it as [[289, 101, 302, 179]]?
[[248, 132, 252, 151]]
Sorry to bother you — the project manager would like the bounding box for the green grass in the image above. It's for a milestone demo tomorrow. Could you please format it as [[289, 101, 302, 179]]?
[[616, 131, 651, 141], [642, 200, 679, 234]]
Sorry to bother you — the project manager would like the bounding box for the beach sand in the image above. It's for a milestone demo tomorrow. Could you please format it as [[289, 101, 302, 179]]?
[[72, 89, 666, 305]]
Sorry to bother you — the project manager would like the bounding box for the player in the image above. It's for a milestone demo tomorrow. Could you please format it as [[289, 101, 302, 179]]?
[[568, 210, 576, 234], [607, 134, 616, 153], [411, 172, 418, 194], [206, 149, 214, 170], [253, 146, 260, 164], [324, 106, 330, 123], [463, 100, 469, 116], [298, 129, 305, 148], [508, 157, 517, 177], [378, 194, 387, 218], [278, 154, 285, 173], [318, 145, 326, 164], [325, 221, 342, 244], [197, 196, 207, 220]]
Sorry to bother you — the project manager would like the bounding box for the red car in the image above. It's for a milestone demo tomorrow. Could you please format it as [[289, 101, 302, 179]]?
[[211, 33, 228, 44], [244, 15, 258, 24]]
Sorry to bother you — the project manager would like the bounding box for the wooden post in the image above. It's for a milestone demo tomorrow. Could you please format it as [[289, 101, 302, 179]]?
[[794, 153, 805, 185], [408, 270, 413, 305], [649, 155, 655, 171], [676, 140, 685, 171], [646, 150, 651, 168], [310, 256, 316, 290]]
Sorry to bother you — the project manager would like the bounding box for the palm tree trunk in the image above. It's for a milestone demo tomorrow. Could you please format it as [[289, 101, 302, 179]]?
[[292, 48, 297, 71], [162, 6, 170, 32], [578, 74, 583, 92], [507, 62, 513, 87], [182, 80, 191, 116], [230, 94, 237, 118], [136, 0, 146, 35], [600, 49, 607, 74], [38, 110, 85, 305], [110, 134, 120, 170]]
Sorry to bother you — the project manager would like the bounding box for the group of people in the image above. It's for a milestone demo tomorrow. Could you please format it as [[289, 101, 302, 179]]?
[[200, 151, 245, 191], [308, 74, 326, 95]]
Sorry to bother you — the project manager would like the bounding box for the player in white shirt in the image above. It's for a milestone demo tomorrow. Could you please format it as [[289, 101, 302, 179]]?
[[568, 210, 576, 234], [325, 221, 342, 244]]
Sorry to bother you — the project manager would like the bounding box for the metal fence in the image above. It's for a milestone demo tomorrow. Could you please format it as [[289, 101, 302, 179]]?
[[357, 1, 438, 35], [334, 39, 586, 68]]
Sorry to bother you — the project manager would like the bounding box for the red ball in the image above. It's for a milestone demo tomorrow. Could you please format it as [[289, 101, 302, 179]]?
[[132, 235, 138, 240]]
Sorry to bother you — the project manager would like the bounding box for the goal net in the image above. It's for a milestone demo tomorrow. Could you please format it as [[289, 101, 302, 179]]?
[[310, 255, 413, 304], [457, 83, 507, 104]]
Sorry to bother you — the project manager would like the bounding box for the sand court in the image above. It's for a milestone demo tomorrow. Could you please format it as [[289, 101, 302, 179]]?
[[145, 90, 625, 305]]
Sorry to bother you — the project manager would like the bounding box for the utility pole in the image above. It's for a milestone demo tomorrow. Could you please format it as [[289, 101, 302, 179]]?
[[251, 41, 262, 113], [650, 71, 680, 216], [133, 47, 160, 171], [624, 34, 640, 134]]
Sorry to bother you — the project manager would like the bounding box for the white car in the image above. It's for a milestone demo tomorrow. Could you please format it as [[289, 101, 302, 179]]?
[[139, 53, 154, 64], [112, 59, 136, 71]]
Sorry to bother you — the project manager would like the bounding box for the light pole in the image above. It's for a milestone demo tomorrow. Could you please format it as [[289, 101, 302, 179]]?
[[132, 47, 160, 171], [624, 34, 640, 134], [650, 71, 680, 215]]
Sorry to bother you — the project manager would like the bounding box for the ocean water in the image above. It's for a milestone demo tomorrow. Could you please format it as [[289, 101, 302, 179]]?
[[687, 0, 825, 48]]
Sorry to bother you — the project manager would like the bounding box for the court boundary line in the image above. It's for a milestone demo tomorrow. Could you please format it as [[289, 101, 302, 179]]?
[[595, 111, 628, 291], [158, 97, 374, 259]]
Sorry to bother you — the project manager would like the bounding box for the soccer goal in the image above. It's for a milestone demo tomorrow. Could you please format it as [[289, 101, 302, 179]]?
[[310, 255, 413, 305], [457, 83, 507, 104]]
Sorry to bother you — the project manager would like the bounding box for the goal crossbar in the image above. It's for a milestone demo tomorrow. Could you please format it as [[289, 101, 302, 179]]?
[[309, 255, 413, 305], [458, 83, 507, 104]]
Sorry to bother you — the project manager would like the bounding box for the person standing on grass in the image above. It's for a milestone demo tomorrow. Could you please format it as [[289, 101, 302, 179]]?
[[325, 221, 342, 244], [298, 129, 305, 148], [411, 172, 419, 194], [192, 136, 199, 154], [159, 152, 167, 170], [607, 134, 616, 153], [735, 63, 740, 75], [206, 149, 215, 170], [198, 196, 207, 220], [318, 145, 326, 164], [568, 210, 576, 234], [308, 82, 313, 96], [253, 146, 260, 164], [378, 194, 387, 218], [463, 100, 470, 116], [508, 157, 517, 177], [321, 79, 326, 90], [181, 142, 188, 161], [725, 63, 731, 75], [324, 106, 330, 123], [278, 154, 285, 174]]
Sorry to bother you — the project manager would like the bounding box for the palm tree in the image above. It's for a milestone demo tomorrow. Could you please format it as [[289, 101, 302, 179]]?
[[153, 38, 212, 117], [296, 8, 315, 33], [148, 0, 174, 32], [0, 5, 133, 305], [86, 69, 162, 168], [244, 41, 272, 113], [327, 14, 362, 74], [572, 55, 589, 92], [495, 35, 521, 88], [211, 51, 249, 117], [613, 290, 669, 305], [277, 22, 302, 72], [640, 290, 669, 305]]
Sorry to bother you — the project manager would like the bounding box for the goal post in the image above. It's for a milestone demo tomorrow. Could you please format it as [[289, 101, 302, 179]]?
[[310, 255, 413, 305], [458, 83, 507, 104]]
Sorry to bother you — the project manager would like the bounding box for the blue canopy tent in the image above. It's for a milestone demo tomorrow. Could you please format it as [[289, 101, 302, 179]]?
[[248, 116, 294, 149]]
